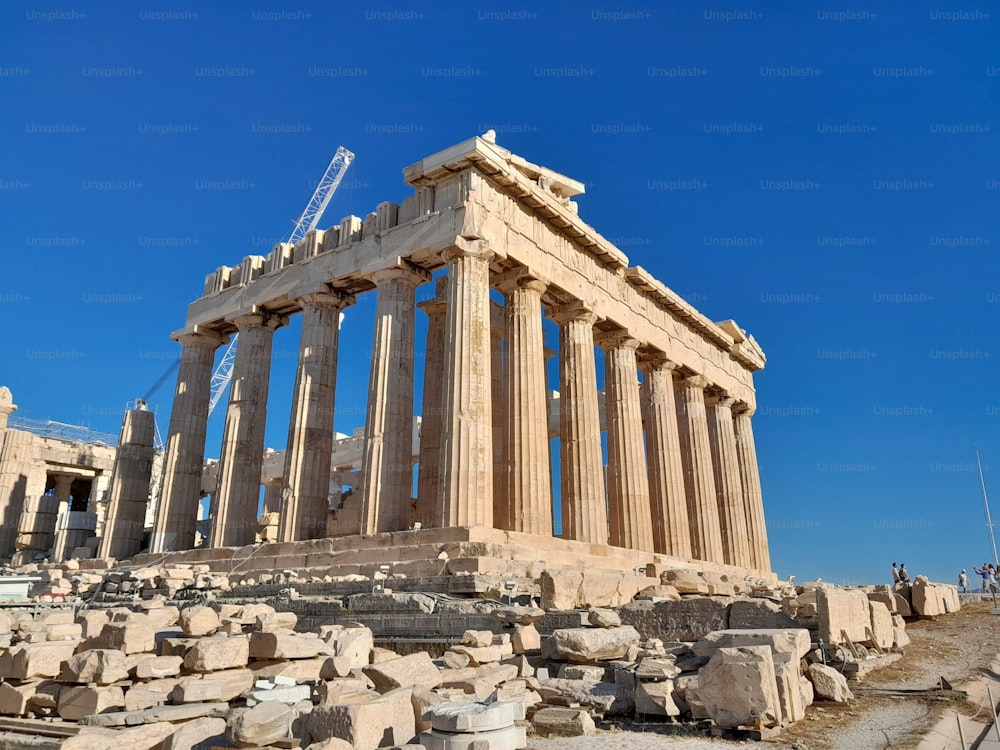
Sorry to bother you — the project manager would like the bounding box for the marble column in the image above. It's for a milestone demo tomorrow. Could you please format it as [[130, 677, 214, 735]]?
[[0, 427, 33, 558], [211, 311, 284, 548], [151, 328, 226, 553], [490, 303, 505, 519], [548, 302, 607, 545], [99, 404, 157, 560], [638, 354, 692, 559], [51, 474, 75, 561], [706, 393, 753, 568], [416, 279, 447, 528], [360, 267, 423, 535], [596, 332, 653, 552], [734, 404, 771, 571], [675, 374, 725, 563], [278, 289, 353, 542], [496, 270, 552, 535], [438, 244, 494, 528]]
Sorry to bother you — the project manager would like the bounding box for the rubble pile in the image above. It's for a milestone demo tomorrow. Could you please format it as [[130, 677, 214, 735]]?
[[0, 563, 963, 749]]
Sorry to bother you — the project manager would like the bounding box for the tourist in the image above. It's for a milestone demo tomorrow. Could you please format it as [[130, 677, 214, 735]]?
[[891, 562, 900, 585], [898, 563, 911, 584], [974, 563, 991, 591], [958, 569, 969, 593]]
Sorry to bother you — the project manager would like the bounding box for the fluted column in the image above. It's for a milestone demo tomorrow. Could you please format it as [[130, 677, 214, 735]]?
[[438, 244, 494, 528], [548, 302, 607, 545], [416, 278, 447, 528], [151, 327, 226, 553], [675, 374, 725, 563], [0, 427, 33, 558], [596, 332, 653, 552], [490, 303, 505, 519], [706, 393, 753, 567], [211, 312, 285, 548], [638, 353, 692, 558], [496, 270, 552, 535], [99, 404, 156, 560], [361, 267, 424, 535], [278, 290, 353, 542], [734, 404, 771, 571]]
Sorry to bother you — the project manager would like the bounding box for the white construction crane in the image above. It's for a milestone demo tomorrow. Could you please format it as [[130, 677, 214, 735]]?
[[207, 146, 355, 416]]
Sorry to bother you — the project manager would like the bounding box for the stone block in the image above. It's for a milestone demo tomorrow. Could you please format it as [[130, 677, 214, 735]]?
[[135, 654, 183, 680], [249, 630, 327, 660], [460, 630, 493, 648], [807, 663, 854, 702], [307, 687, 415, 750], [254, 611, 298, 631], [867, 601, 894, 650], [124, 680, 177, 711], [698, 646, 781, 728], [619, 596, 734, 641], [329, 627, 373, 670], [449, 644, 502, 665], [489, 606, 545, 625], [58, 685, 126, 720], [540, 569, 645, 610], [728, 599, 800, 629], [364, 651, 443, 691], [531, 706, 596, 737], [346, 592, 435, 614], [247, 684, 313, 704], [178, 605, 220, 637], [170, 668, 254, 703], [62, 722, 176, 750], [867, 591, 896, 614], [183, 635, 250, 672], [3, 641, 80, 680], [510, 624, 540, 654], [550, 625, 641, 662], [77, 611, 111, 639], [635, 680, 681, 716], [559, 664, 605, 681], [229, 701, 296, 747], [587, 608, 621, 628], [0, 680, 38, 716], [692, 628, 811, 659], [61, 649, 130, 684], [635, 657, 681, 680], [161, 716, 227, 750], [145, 606, 180, 631], [816, 589, 871, 645], [537, 678, 633, 714], [772, 651, 805, 725], [911, 578, 961, 616], [100, 621, 155, 654], [894, 592, 913, 617]]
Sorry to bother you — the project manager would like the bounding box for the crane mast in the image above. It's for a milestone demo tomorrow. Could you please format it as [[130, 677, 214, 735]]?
[[206, 147, 355, 416]]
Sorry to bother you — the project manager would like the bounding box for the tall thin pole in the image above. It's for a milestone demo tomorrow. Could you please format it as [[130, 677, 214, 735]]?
[[977, 447, 999, 568]]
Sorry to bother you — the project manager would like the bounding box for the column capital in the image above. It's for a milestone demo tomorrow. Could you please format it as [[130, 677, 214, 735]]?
[[370, 263, 431, 287], [173, 325, 228, 349], [444, 237, 494, 262], [637, 351, 680, 373], [297, 288, 356, 311], [594, 330, 640, 353], [705, 393, 736, 409], [677, 373, 709, 390], [546, 300, 597, 326], [733, 402, 756, 418], [233, 310, 287, 332], [494, 267, 547, 296]]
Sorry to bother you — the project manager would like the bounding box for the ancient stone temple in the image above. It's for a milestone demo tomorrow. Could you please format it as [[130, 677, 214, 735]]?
[[147, 134, 771, 583]]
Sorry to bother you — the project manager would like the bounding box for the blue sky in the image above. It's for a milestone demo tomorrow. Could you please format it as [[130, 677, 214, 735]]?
[[2, 2, 998, 585]]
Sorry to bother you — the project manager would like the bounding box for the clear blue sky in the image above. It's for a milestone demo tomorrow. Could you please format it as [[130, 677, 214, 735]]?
[[2, 2, 997, 585]]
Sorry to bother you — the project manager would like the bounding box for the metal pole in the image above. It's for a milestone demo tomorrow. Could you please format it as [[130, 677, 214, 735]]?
[[957, 711, 967, 750], [977, 448, 999, 568]]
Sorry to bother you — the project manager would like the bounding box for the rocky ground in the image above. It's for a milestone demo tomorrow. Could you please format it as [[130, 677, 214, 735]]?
[[529, 597, 999, 750]]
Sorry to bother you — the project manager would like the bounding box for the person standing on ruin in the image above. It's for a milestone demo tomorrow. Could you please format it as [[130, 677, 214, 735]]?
[[959, 569, 969, 593], [898, 563, 911, 584], [892, 562, 900, 585]]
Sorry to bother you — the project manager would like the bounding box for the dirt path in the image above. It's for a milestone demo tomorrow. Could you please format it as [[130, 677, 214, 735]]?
[[528, 597, 1000, 750]]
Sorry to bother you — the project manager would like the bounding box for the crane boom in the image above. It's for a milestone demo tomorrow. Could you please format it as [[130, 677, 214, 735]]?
[[206, 146, 354, 416]]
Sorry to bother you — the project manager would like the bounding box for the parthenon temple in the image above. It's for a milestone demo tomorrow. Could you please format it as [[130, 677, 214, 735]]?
[[137, 134, 771, 583]]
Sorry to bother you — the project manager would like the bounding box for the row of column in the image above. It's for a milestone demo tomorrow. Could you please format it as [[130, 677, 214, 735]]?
[[151, 246, 769, 573]]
